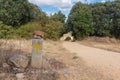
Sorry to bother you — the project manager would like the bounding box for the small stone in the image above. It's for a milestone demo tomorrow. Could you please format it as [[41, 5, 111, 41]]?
[[16, 73, 24, 80], [7, 54, 29, 68], [43, 70, 49, 73], [2, 63, 9, 68], [0, 73, 5, 78], [13, 68, 24, 73], [31, 71, 35, 74]]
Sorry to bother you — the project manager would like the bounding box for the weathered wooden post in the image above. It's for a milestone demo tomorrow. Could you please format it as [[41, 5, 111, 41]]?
[[31, 31, 44, 68]]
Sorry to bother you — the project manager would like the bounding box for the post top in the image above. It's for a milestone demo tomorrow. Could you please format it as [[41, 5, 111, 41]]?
[[33, 31, 44, 39]]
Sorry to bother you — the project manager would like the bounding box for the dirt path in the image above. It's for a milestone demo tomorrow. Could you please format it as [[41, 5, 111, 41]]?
[[62, 41, 120, 80]]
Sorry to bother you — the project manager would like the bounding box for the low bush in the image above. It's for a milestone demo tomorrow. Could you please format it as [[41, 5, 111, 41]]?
[[0, 21, 15, 39], [43, 21, 64, 40], [16, 22, 42, 39]]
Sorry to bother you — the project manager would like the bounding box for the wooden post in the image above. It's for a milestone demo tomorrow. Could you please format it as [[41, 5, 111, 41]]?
[[31, 31, 44, 68]]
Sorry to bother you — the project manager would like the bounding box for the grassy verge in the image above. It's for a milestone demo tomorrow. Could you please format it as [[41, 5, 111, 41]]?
[[78, 37, 120, 53]]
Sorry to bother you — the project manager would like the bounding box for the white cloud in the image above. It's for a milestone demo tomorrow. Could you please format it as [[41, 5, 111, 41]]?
[[59, 7, 71, 12], [28, 0, 93, 13], [29, 0, 72, 11], [101, 0, 106, 3], [72, 0, 93, 4], [45, 11, 55, 16]]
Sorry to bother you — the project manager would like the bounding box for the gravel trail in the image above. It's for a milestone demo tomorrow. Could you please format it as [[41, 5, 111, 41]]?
[[62, 42, 120, 80]]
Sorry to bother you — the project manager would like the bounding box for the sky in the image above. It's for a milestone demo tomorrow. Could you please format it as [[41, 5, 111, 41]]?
[[28, 0, 113, 16]]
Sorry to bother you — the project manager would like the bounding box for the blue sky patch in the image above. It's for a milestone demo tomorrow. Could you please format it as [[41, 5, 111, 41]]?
[[29, 0, 113, 16]]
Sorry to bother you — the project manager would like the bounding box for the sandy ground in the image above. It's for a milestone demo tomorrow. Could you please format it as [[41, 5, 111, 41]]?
[[1, 40, 120, 80], [62, 41, 120, 80]]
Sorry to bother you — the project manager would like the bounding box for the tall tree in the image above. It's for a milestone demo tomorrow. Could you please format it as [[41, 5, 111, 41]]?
[[29, 4, 48, 27], [92, 2, 112, 37], [50, 11, 66, 23], [111, 0, 120, 38], [92, 1, 120, 38], [0, 0, 47, 27], [67, 2, 94, 39], [0, 0, 31, 26]]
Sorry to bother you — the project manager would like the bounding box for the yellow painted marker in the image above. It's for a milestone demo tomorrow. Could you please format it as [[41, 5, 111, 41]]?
[[34, 44, 41, 55]]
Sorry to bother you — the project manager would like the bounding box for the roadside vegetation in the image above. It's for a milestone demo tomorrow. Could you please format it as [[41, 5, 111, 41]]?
[[0, 0, 120, 80], [0, 0, 120, 40], [78, 37, 120, 53]]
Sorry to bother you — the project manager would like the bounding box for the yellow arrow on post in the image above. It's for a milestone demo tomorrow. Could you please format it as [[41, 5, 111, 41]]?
[[34, 43, 41, 55]]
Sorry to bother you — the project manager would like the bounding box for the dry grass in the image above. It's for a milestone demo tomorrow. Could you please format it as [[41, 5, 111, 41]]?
[[78, 37, 120, 53], [0, 39, 113, 80], [0, 39, 67, 80]]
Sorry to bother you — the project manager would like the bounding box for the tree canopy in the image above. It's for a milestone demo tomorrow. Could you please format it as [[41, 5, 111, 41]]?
[[0, 0, 46, 27], [50, 11, 66, 23], [67, 2, 94, 39], [91, 1, 120, 38], [0, 0, 120, 39]]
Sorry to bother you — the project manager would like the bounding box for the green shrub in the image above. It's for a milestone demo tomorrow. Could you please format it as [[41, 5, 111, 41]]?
[[16, 22, 42, 39], [43, 20, 64, 40], [0, 21, 15, 39]]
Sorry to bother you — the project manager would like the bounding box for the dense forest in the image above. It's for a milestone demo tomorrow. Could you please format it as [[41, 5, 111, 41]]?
[[0, 0, 120, 40]]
